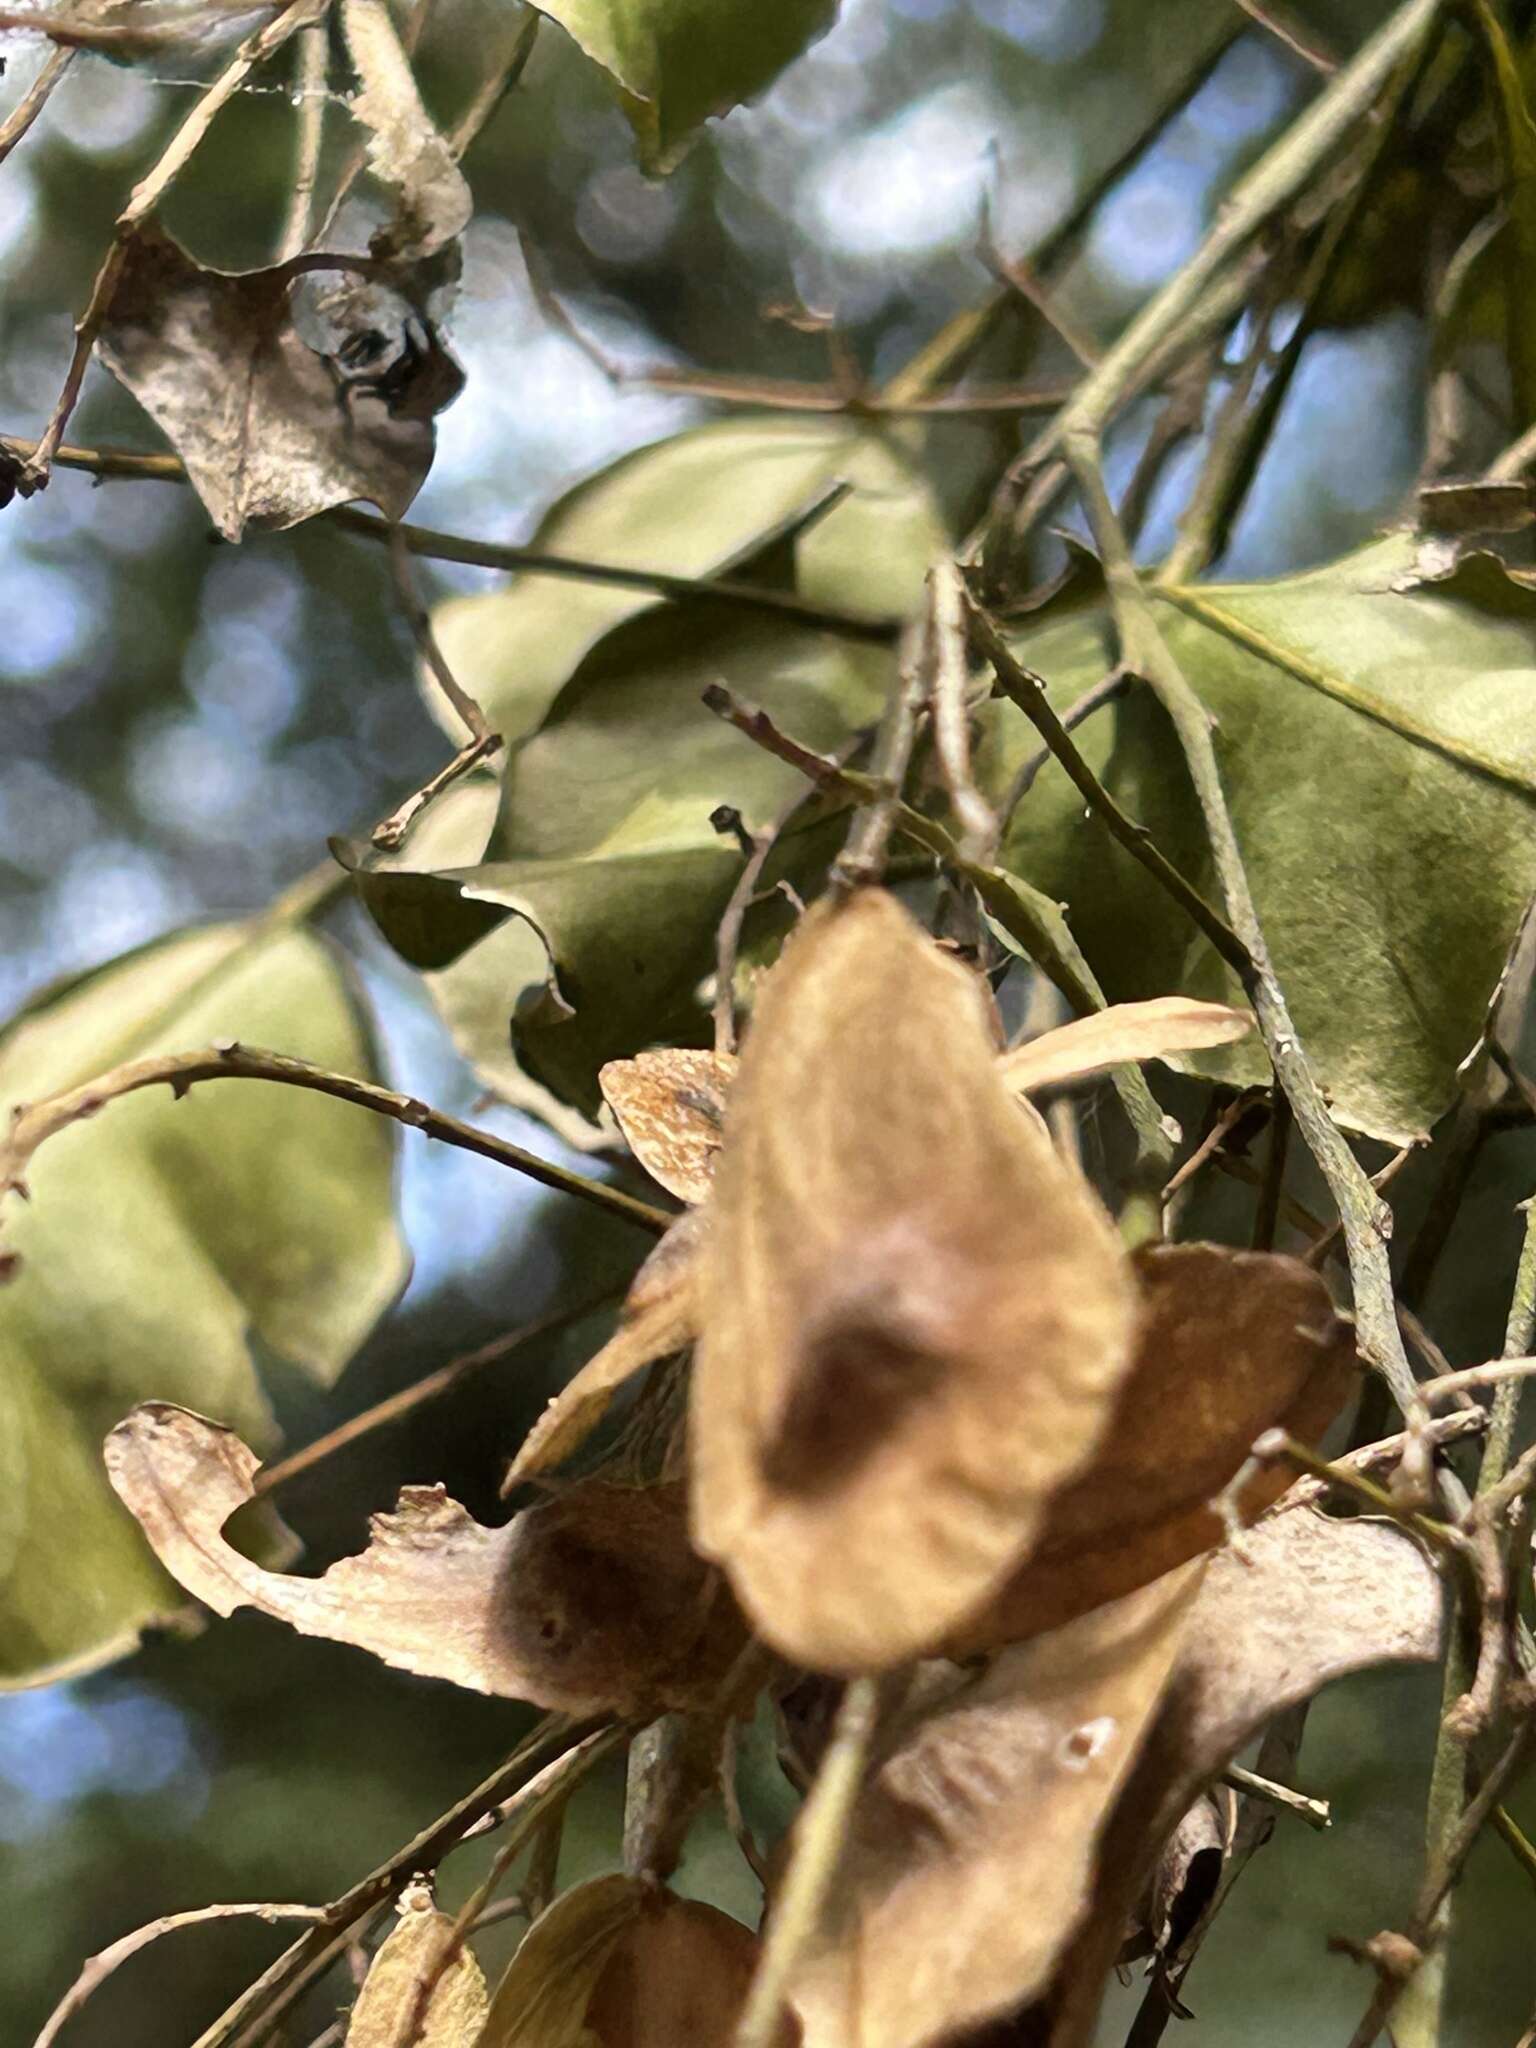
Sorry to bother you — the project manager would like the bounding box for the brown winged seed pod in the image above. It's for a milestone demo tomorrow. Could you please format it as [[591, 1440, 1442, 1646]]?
[[689, 888, 1141, 1674]]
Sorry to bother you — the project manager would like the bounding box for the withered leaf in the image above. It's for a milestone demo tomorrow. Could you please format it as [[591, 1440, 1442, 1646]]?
[[998, 997, 1252, 1097], [948, 1243, 1358, 1652], [346, 1882, 487, 2048], [1128, 1789, 1231, 1967], [482, 1877, 785, 2048], [1030, 1505, 1445, 2048], [691, 889, 1140, 1675], [98, 225, 460, 541], [105, 1405, 741, 1714], [783, 1566, 1204, 2048], [340, 0, 472, 257], [599, 1050, 737, 1205], [505, 1210, 701, 1488], [482, 1874, 645, 2046], [0, 0, 275, 50]]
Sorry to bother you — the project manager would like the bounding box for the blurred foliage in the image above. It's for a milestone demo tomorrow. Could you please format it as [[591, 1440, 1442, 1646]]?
[[3, 0, 1536, 2044]]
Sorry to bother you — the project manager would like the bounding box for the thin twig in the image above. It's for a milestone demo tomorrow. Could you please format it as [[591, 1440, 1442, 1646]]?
[[0, 431, 902, 645], [832, 620, 930, 889], [277, 20, 328, 260], [447, 5, 539, 160], [21, 0, 327, 487], [700, 681, 1178, 1209], [968, 600, 1251, 979], [397, 1726, 625, 2048], [926, 563, 996, 860], [1274, 1411, 1488, 1512], [993, 670, 1129, 842], [1234, 0, 1340, 70], [1062, 432, 1420, 1420], [0, 43, 73, 165], [32, 1903, 327, 2048], [386, 524, 496, 744], [0, 1042, 671, 1263], [1340, 1720, 1536, 2048], [191, 1716, 597, 2048], [734, 1677, 889, 2048], [1219, 1763, 1331, 1830], [253, 1285, 624, 1497], [369, 733, 502, 850]]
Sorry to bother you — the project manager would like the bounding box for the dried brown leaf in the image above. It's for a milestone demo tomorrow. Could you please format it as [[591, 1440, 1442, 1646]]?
[[599, 1050, 736, 1205], [691, 889, 1139, 1675], [783, 1566, 1204, 2048], [340, 0, 471, 257], [505, 1211, 701, 1488], [1129, 1790, 1230, 1966], [98, 225, 460, 541], [105, 1405, 740, 1714], [998, 997, 1252, 1097], [0, 0, 273, 49], [1029, 1505, 1445, 2047], [482, 1878, 784, 2048], [481, 1874, 646, 2046], [584, 1893, 785, 2047], [949, 1243, 1358, 1651], [345, 1882, 487, 2048]]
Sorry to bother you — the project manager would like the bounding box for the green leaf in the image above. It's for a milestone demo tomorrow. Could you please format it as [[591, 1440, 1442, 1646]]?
[[984, 533, 1536, 1144], [528, 0, 838, 171], [357, 419, 946, 1120], [0, 921, 408, 1688], [425, 416, 928, 744]]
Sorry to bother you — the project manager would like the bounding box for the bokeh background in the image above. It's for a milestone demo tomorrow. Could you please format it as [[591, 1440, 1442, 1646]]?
[[2, 1, 1533, 2041]]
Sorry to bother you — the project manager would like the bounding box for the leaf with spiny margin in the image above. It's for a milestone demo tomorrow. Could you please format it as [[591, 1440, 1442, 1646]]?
[[0, 921, 405, 1690], [983, 532, 1536, 1143]]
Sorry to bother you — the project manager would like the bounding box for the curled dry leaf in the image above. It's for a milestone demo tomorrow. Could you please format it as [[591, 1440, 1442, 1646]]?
[[340, 0, 472, 256], [1030, 1504, 1445, 2047], [1128, 1789, 1231, 1968], [505, 1210, 702, 1488], [599, 1049, 737, 1205], [105, 1404, 741, 1715], [481, 1874, 789, 2047], [997, 996, 1252, 1097], [948, 1243, 1359, 1652], [691, 889, 1140, 1675], [98, 225, 460, 541], [783, 1565, 1204, 2048], [345, 1882, 487, 2048]]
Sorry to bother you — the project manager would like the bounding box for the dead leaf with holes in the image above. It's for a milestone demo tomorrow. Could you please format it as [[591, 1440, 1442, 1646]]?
[[690, 887, 1143, 1674], [946, 1242, 1359, 1652], [345, 1881, 487, 2048], [783, 1565, 1204, 2048], [106, 1404, 742, 1714], [1028, 1503, 1446, 2047], [480, 1873, 791, 2047], [98, 225, 461, 541]]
